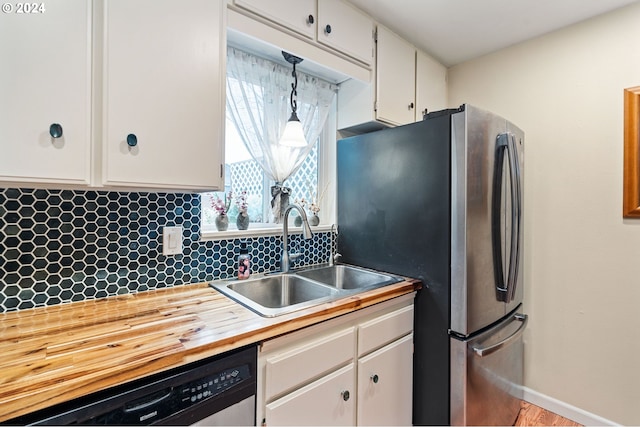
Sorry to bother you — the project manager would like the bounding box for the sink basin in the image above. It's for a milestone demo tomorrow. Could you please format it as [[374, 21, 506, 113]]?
[[211, 274, 338, 317], [210, 265, 404, 317], [296, 265, 402, 290]]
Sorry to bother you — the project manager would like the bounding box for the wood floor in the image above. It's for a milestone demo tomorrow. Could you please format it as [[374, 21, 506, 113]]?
[[515, 401, 582, 426]]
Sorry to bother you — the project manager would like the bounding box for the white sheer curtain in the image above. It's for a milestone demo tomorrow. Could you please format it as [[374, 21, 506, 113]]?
[[226, 47, 337, 222]]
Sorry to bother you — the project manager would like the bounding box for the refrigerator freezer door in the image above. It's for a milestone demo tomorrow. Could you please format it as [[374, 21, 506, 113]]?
[[450, 105, 525, 336], [450, 309, 527, 426]]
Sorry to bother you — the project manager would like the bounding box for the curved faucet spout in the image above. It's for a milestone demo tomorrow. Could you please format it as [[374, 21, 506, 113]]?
[[281, 203, 313, 273]]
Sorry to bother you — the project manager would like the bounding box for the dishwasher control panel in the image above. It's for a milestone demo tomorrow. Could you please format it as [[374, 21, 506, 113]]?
[[97, 363, 252, 425], [179, 365, 250, 404]]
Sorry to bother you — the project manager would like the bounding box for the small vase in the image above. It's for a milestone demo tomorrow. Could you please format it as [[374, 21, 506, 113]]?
[[215, 214, 229, 231], [309, 212, 320, 226], [236, 211, 250, 230], [294, 215, 302, 227]]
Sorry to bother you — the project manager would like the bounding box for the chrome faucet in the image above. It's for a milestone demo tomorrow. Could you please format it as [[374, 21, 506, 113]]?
[[281, 203, 313, 273], [328, 223, 342, 266]]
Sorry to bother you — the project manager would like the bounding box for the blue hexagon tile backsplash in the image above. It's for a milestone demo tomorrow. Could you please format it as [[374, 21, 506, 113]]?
[[0, 188, 330, 312]]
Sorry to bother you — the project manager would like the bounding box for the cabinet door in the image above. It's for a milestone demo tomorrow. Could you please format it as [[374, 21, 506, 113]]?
[[234, 0, 316, 39], [376, 26, 416, 126], [357, 333, 413, 426], [0, 0, 91, 185], [416, 50, 448, 119], [317, 0, 373, 66], [103, 0, 225, 190], [266, 364, 356, 426]]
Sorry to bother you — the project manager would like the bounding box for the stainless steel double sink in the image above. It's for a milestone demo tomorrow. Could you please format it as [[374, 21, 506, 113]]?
[[210, 265, 403, 317]]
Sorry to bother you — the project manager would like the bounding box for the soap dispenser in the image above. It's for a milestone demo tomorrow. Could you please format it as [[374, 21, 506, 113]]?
[[237, 242, 251, 280]]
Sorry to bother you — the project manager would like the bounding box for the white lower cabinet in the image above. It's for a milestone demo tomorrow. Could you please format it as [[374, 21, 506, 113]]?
[[357, 333, 413, 426], [266, 364, 356, 426], [257, 294, 415, 426]]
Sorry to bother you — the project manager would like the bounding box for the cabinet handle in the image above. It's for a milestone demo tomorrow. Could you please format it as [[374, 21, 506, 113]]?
[[307, 14, 314, 25], [126, 133, 138, 147], [408, 102, 415, 110], [324, 24, 332, 35], [371, 374, 379, 384], [341, 390, 350, 401], [49, 123, 63, 139]]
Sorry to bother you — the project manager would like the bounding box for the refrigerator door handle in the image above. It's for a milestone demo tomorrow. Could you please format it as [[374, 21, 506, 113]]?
[[472, 313, 528, 357], [492, 133, 522, 302], [506, 134, 523, 302], [491, 134, 510, 301]]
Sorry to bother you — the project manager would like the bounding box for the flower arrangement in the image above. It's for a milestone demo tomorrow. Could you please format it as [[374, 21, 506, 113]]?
[[307, 181, 329, 216], [308, 201, 320, 214], [236, 190, 248, 216], [210, 192, 232, 216]]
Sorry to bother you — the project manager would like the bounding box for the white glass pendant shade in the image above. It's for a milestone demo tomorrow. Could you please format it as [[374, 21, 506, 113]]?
[[279, 112, 307, 147]]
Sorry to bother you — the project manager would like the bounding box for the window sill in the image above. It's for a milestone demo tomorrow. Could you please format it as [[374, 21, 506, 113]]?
[[200, 224, 333, 241]]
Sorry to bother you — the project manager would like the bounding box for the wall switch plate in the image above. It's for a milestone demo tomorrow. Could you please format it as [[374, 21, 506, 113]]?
[[162, 226, 183, 255]]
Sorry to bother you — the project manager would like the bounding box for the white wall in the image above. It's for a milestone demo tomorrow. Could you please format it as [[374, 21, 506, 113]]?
[[447, 3, 640, 425]]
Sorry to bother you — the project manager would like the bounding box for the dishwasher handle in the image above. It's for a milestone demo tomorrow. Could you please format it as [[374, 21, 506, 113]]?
[[123, 388, 173, 413], [472, 313, 527, 357]]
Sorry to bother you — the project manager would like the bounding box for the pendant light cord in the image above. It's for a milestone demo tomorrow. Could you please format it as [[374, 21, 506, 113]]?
[[290, 61, 298, 115]]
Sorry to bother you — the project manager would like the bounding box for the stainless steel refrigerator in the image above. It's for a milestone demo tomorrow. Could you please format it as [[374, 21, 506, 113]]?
[[336, 104, 527, 426]]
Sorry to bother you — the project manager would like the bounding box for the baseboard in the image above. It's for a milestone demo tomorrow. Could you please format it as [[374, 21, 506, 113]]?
[[522, 387, 619, 426]]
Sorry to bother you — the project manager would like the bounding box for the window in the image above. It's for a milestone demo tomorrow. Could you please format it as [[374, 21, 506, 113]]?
[[201, 48, 337, 235]]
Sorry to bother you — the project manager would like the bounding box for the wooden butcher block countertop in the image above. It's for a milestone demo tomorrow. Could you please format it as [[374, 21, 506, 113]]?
[[0, 278, 421, 422]]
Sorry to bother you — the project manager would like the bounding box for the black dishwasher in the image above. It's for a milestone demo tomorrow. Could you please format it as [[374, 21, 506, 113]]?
[[6, 345, 257, 426]]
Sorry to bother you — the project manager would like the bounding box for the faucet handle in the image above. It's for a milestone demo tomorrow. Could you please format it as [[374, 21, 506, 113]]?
[[333, 253, 342, 264], [289, 245, 304, 261]]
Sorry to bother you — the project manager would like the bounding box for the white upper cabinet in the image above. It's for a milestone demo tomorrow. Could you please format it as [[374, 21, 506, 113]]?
[[338, 25, 448, 134], [317, 0, 374, 65], [235, 0, 316, 40], [0, 0, 225, 191], [102, 0, 225, 190], [416, 49, 448, 118], [0, 0, 91, 185], [376, 25, 416, 126], [232, 0, 374, 68]]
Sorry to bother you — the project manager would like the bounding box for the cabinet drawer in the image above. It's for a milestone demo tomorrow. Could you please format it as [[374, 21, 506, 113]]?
[[265, 327, 355, 400], [358, 305, 413, 356]]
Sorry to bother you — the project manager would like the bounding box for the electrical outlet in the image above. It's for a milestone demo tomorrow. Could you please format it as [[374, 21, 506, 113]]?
[[162, 226, 183, 255]]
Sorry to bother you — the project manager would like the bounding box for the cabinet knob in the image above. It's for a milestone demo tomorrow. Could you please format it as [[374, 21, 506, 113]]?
[[341, 390, 350, 401], [126, 133, 138, 147], [49, 123, 63, 139], [408, 102, 415, 110], [371, 374, 379, 384], [307, 14, 314, 25], [324, 24, 332, 35]]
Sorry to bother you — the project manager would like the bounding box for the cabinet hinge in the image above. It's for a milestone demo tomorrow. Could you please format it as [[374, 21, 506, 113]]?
[[374, 101, 378, 112], [373, 28, 377, 43]]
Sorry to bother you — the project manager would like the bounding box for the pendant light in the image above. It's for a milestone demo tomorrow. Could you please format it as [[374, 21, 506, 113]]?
[[279, 51, 308, 148]]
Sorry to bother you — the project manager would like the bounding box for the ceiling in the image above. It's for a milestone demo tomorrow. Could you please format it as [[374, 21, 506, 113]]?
[[346, 0, 639, 66]]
